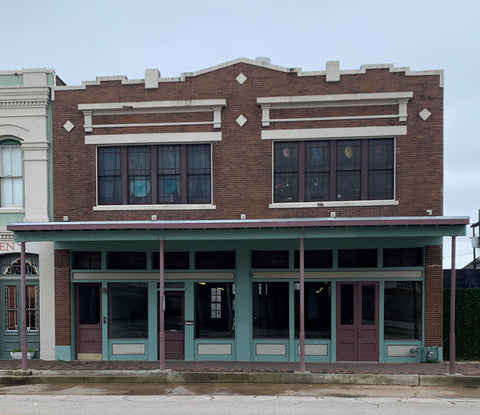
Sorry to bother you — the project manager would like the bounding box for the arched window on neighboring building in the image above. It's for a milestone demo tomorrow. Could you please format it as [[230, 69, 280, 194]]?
[[0, 139, 23, 208]]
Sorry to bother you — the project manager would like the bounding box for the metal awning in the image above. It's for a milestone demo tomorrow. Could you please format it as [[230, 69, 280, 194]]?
[[7, 216, 469, 242]]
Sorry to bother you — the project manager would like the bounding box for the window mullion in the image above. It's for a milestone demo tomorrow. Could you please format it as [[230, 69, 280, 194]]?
[[361, 140, 369, 200], [121, 147, 128, 205], [180, 145, 188, 204], [329, 141, 336, 201], [151, 146, 158, 204], [298, 141, 305, 202]]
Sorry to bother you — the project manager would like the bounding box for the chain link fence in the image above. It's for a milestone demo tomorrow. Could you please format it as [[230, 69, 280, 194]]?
[[443, 288, 480, 361]]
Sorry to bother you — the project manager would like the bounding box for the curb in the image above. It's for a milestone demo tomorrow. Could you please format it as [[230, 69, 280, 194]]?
[[1, 370, 479, 387]]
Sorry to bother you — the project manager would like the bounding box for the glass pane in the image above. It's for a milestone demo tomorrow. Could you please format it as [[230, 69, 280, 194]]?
[[107, 251, 147, 269], [195, 251, 235, 269], [252, 282, 289, 338], [275, 142, 298, 172], [195, 283, 235, 338], [11, 147, 22, 176], [98, 147, 121, 205], [368, 170, 393, 199], [99, 177, 122, 204], [152, 251, 190, 270], [251, 250, 289, 269], [1, 178, 13, 206], [1, 147, 12, 176], [6, 285, 17, 330], [294, 250, 333, 268], [340, 284, 354, 325], [12, 177, 23, 206], [383, 248, 423, 267], [165, 294, 183, 331], [337, 141, 361, 170], [362, 285, 375, 325], [109, 283, 148, 339], [78, 285, 100, 325], [338, 249, 377, 268], [98, 147, 121, 175], [187, 174, 211, 203], [128, 147, 151, 204], [73, 251, 102, 269], [336, 171, 361, 200], [187, 144, 210, 174], [295, 282, 331, 338], [369, 139, 394, 169], [384, 281, 422, 340], [274, 172, 298, 202], [305, 172, 329, 201]]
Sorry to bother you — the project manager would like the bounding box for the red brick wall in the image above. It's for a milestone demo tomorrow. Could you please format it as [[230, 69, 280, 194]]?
[[424, 245, 444, 347], [54, 249, 71, 346], [52, 64, 443, 223]]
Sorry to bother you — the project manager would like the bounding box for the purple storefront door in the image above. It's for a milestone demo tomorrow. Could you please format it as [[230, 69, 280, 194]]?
[[75, 284, 102, 359], [336, 282, 379, 362], [159, 291, 185, 360]]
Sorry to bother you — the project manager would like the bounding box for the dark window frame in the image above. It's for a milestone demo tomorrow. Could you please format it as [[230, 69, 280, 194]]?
[[98, 143, 211, 205], [273, 138, 394, 203]]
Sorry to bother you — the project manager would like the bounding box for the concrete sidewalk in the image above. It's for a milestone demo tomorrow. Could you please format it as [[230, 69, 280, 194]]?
[[1, 360, 480, 387]]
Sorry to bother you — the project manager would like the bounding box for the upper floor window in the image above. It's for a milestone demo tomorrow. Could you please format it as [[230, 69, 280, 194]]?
[[274, 138, 393, 203], [98, 144, 211, 205], [0, 144, 23, 208]]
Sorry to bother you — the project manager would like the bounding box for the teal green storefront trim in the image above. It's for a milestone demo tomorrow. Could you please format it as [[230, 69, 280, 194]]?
[[8, 218, 467, 363]]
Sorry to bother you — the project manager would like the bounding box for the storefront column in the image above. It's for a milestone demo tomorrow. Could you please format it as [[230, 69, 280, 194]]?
[[450, 236, 456, 374], [20, 242, 27, 371], [299, 238, 305, 372], [159, 240, 165, 370]]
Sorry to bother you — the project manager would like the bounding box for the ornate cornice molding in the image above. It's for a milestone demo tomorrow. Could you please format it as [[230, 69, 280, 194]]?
[[0, 87, 51, 109]]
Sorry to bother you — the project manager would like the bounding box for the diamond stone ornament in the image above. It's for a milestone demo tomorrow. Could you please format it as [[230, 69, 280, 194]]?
[[236, 115, 247, 127], [236, 73, 247, 85], [63, 120, 75, 132], [419, 108, 432, 121]]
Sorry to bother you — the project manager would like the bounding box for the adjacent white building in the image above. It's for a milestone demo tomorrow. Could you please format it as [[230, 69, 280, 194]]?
[[0, 69, 56, 359]]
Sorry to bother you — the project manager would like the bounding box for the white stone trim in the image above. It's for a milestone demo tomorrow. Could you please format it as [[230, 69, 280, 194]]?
[[86, 132, 222, 145], [261, 126, 407, 140], [258, 92, 413, 127], [197, 343, 232, 355], [298, 344, 328, 356], [93, 203, 216, 211], [387, 345, 419, 357], [269, 200, 399, 209], [256, 343, 287, 356], [112, 343, 145, 355], [79, 99, 226, 133]]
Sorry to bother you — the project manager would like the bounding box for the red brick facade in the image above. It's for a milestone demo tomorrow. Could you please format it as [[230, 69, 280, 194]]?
[[54, 249, 71, 346], [52, 62, 443, 223]]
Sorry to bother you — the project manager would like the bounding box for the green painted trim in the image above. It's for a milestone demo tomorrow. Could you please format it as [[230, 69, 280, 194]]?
[[0, 74, 23, 87], [55, 345, 73, 361], [294, 340, 331, 363], [101, 282, 108, 360], [147, 281, 158, 360], [184, 281, 195, 360], [107, 339, 149, 361], [252, 339, 290, 362], [13, 224, 466, 243]]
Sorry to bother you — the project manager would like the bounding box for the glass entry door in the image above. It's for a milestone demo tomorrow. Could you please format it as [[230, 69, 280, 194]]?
[[336, 282, 379, 361]]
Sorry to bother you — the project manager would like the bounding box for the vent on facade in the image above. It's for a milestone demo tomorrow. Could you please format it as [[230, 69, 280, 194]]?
[[255, 57, 271, 64]]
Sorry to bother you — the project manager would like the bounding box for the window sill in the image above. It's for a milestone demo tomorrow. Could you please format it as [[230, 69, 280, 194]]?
[[0, 207, 24, 213], [269, 200, 399, 209], [93, 204, 216, 211]]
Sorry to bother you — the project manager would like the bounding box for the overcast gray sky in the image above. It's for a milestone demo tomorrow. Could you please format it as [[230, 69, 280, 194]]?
[[2, 0, 479, 266]]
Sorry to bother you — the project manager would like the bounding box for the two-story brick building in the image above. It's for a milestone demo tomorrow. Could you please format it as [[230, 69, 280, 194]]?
[[8, 58, 467, 363]]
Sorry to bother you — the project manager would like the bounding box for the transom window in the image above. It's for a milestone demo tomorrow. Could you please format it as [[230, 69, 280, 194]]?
[[0, 143, 23, 208], [98, 144, 211, 205], [274, 138, 394, 203]]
